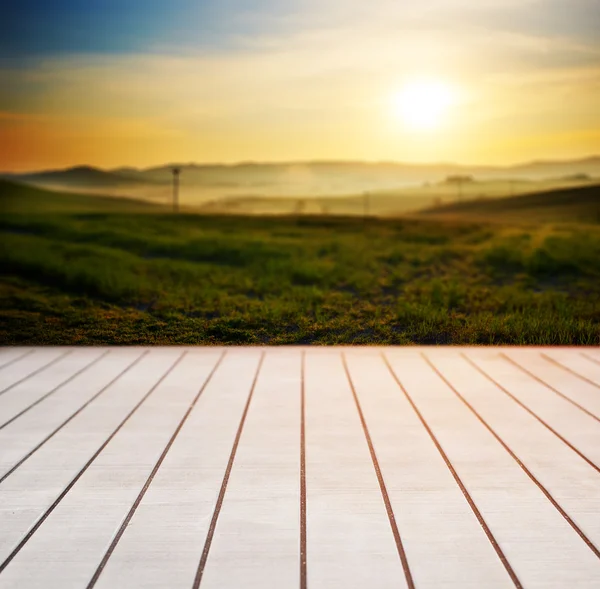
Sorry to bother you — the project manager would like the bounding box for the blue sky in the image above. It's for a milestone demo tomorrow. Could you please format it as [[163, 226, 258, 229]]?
[[1, 1, 599, 170], [1, 0, 293, 57], [4, 0, 598, 57]]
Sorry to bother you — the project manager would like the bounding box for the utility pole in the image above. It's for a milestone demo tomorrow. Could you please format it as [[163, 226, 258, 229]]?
[[172, 167, 180, 213]]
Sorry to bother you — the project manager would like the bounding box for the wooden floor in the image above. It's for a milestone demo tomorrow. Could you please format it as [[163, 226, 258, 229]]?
[[0, 347, 599, 588]]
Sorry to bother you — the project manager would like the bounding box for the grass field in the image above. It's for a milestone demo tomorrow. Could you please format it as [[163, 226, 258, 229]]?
[[1, 180, 599, 345]]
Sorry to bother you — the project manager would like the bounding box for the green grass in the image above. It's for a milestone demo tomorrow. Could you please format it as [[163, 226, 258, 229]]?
[[1, 181, 599, 345]]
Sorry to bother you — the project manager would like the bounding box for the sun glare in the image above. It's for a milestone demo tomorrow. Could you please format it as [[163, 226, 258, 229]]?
[[392, 79, 456, 131]]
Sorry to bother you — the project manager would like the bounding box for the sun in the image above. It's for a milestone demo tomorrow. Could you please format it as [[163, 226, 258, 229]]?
[[392, 79, 456, 131]]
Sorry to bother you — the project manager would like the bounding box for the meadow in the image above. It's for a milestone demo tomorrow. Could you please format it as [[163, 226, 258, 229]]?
[[1, 180, 599, 345]]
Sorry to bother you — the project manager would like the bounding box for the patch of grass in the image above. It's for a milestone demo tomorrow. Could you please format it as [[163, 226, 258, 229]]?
[[0, 207, 599, 344]]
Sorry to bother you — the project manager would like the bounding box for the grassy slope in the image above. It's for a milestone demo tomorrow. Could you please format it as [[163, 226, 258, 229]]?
[[0, 179, 163, 213], [9, 165, 162, 188], [420, 183, 600, 223], [0, 181, 599, 345]]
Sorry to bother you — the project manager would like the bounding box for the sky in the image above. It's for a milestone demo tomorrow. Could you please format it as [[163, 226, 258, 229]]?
[[1, 0, 599, 171]]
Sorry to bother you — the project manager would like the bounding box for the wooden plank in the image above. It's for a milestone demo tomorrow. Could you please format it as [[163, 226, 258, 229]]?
[[426, 351, 600, 552], [581, 351, 600, 365], [0, 346, 599, 588], [386, 351, 600, 588], [0, 349, 34, 370], [500, 349, 600, 421], [464, 351, 600, 468], [303, 350, 406, 589], [0, 349, 106, 426], [0, 349, 69, 395], [0, 349, 182, 568], [541, 350, 600, 387], [344, 350, 514, 589], [200, 350, 302, 589], [0, 349, 143, 479], [88, 350, 263, 589], [0, 350, 222, 588]]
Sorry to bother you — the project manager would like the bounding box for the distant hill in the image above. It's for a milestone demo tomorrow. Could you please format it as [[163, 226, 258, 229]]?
[[110, 157, 600, 192], [3, 156, 599, 200], [419, 183, 600, 223], [4, 165, 163, 190], [505, 157, 600, 180], [0, 179, 163, 213]]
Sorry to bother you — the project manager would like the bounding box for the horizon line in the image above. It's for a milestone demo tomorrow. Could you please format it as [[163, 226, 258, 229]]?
[[3, 154, 600, 176]]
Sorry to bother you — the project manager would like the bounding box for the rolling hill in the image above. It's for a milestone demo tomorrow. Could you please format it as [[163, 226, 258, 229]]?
[[0, 179, 163, 213], [3, 157, 599, 203], [3, 165, 165, 190], [419, 183, 600, 223]]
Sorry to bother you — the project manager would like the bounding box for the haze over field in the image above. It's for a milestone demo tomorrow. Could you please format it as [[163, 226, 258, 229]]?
[[2, 156, 598, 215]]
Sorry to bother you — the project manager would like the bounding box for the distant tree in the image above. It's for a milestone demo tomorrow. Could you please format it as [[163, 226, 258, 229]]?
[[561, 173, 591, 182], [445, 175, 474, 184], [295, 199, 306, 215]]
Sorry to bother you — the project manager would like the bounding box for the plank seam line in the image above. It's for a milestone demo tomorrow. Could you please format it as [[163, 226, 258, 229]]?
[[541, 353, 600, 390], [300, 350, 307, 589], [500, 353, 600, 424], [343, 352, 415, 589], [0, 350, 73, 397], [423, 352, 600, 560], [192, 350, 266, 589], [0, 350, 149, 486], [0, 351, 186, 574], [463, 354, 600, 473], [580, 353, 600, 367], [86, 350, 227, 589], [382, 352, 523, 589], [0, 349, 35, 371], [0, 350, 111, 431]]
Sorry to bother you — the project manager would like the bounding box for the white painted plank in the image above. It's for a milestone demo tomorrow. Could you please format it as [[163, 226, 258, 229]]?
[[344, 350, 513, 589], [0, 349, 33, 370], [581, 350, 600, 363], [0, 350, 224, 588], [386, 351, 600, 589], [201, 350, 302, 589], [466, 350, 600, 466], [0, 349, 143, 477], [0, 349, 182, 566], [0, 349, 67, 393], [501, 349, 600, 420], [304, 350, 406, 589], [91, 350, 263, 589], [542, 350, 600, 387], [0, 346, 599, 589], [0, 348, 105, 425], [428, 351, 600, 549]]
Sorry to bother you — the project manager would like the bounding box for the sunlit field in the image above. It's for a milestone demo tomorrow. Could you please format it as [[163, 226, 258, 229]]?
[[1, 182, 599, 346]]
